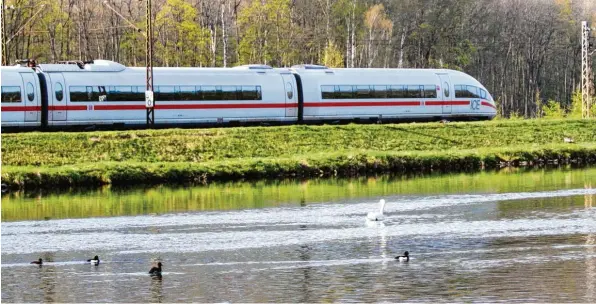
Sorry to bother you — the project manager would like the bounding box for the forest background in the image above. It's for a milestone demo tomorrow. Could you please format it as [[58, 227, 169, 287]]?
[[3, 0, 596, 118]]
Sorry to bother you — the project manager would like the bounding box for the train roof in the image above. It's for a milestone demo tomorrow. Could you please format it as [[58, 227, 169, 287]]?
[[1, 65, 37, 72], [4, 60, 480, 86], [37, 60, 126, 72], [32, 60, 292, 75], [292, 67, 458, 74], [8, 59, 471, 76]]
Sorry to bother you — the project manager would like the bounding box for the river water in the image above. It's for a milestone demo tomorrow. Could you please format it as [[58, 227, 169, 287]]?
[[2, 168, 595, 302]]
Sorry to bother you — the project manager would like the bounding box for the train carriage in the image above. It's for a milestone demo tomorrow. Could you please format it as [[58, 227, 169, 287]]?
[[291, 65, 496, 122], [34, 60, 298, 126]]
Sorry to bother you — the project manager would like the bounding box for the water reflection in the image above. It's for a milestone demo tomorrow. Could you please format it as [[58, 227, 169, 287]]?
[[3, 167, 595, 222], [2, 168, 596, 302], [39, 265, 57, 303], [297, 244, 312, 303], [586, 181, 594, 303], [150, 276, 163, 303]]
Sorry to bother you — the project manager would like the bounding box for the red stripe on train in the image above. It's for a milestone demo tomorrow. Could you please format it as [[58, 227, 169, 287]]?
[[425, 101, 470, 106], [0, 106, 41, 111], [304, 101, 421, 107], [49, 105, 88, 111], [94, 103, 297, 110], [2, 100, 497, 112], [481, 101, 497, 109]]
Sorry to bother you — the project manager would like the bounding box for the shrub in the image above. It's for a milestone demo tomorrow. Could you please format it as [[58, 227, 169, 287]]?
[[542, 99, 565, 119]]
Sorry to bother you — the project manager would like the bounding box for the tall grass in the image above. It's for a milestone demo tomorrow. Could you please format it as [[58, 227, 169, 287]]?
[[2, 119, 595, 167]]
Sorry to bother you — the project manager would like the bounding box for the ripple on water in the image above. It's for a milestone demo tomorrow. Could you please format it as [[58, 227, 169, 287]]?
[[1, 186, 595, 303]]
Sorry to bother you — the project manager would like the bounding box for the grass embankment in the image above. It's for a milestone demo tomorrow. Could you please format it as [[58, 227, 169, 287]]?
[[2, 119, 596, 191]]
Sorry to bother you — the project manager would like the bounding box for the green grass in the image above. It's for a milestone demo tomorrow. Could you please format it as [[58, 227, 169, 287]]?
[[2, 119, 596, 191]]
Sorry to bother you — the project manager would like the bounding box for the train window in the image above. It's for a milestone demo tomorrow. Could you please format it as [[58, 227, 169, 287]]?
[[129, 86, 144, 101], [455, 85, 467, 98], [355, 85, 372, 99], [127, 86, 144, 101], [321, 86, 335, 99], [179, 86, 195, 101], [71, 86, 94, 102], [286, 83, 293, 99], [338, 86, 353, 99], [156, 86, 177, 101], [55, 83, 64, 101], [221, 86, 238, 100], [388, 85, 405, 98], [405, 85, 422, 98], [466, 85, 480, 98], [373, 85, 387, 98], [480, 88, 487, 99], [423, 85, 437, 98], [26, 83, 35, 102], [87, 86, 95, 101], [255, 86, 262, 100], [241, 86, 261, 100], [444, 82, 450, 98], [108, 86, 133, 101], [200, 86, 218, 100], [1, 86, 21, 103]]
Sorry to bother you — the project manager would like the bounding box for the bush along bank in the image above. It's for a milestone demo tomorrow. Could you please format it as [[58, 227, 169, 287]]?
[[2, 144, 596, 192]]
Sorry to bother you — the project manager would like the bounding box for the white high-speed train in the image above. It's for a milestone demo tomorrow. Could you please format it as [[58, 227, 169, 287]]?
[[0, 60, 496, 129]]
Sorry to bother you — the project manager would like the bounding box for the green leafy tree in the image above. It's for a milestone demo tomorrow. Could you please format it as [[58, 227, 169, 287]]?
[[237, 0, 298, 66], [36, 0, 71, 62], [322, 42, 344, 67], [568, 89, 583, 119], [363, 4, 392, 67], [155, 0, 212, 67]]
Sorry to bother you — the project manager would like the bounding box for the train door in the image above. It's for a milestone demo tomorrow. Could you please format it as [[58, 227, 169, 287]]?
[[281, 73, 297, 117], [48, 73, 66, 121], [437, 74, 452, 114], [20, 72, 39, 122]]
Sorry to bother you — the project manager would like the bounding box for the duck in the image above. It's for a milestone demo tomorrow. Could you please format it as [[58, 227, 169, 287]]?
[[87, 255, 100, 265], [395, 251, 409, 262], [149, 262, 163, 276], [366, 199, 386, 221], [30, 258, 43, 265]]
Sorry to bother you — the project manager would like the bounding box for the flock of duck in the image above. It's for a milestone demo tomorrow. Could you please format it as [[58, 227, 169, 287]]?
[[28, 198, 407, 274], [30, 256, 163, 277]]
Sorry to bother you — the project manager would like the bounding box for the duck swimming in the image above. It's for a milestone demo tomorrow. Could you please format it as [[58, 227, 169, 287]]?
[[366, 199, 386, 221], [87, 255, 100, 265], [395, 251, 409, 262], [30, 258, 42, 265], [149, 262, 163, 276]]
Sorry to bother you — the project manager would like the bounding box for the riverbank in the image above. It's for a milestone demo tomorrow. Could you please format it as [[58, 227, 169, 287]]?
[[2, 119, 596, 191]]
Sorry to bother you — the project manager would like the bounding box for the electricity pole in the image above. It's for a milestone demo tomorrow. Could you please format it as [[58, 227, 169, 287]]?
[[104, 0, 154, 125], [145, 0, 155, 126], [581, 21, 593, 119]]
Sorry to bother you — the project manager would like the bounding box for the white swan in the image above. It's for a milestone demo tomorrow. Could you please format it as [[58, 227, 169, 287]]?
[[366, 199, 386, 221]]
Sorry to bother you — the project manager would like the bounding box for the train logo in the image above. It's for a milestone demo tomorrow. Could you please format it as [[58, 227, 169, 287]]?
[[470, 99, 481, 111]]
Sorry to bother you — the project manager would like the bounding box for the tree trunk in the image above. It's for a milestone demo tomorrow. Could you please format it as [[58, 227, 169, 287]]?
[[221, 1, 227, 67]]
